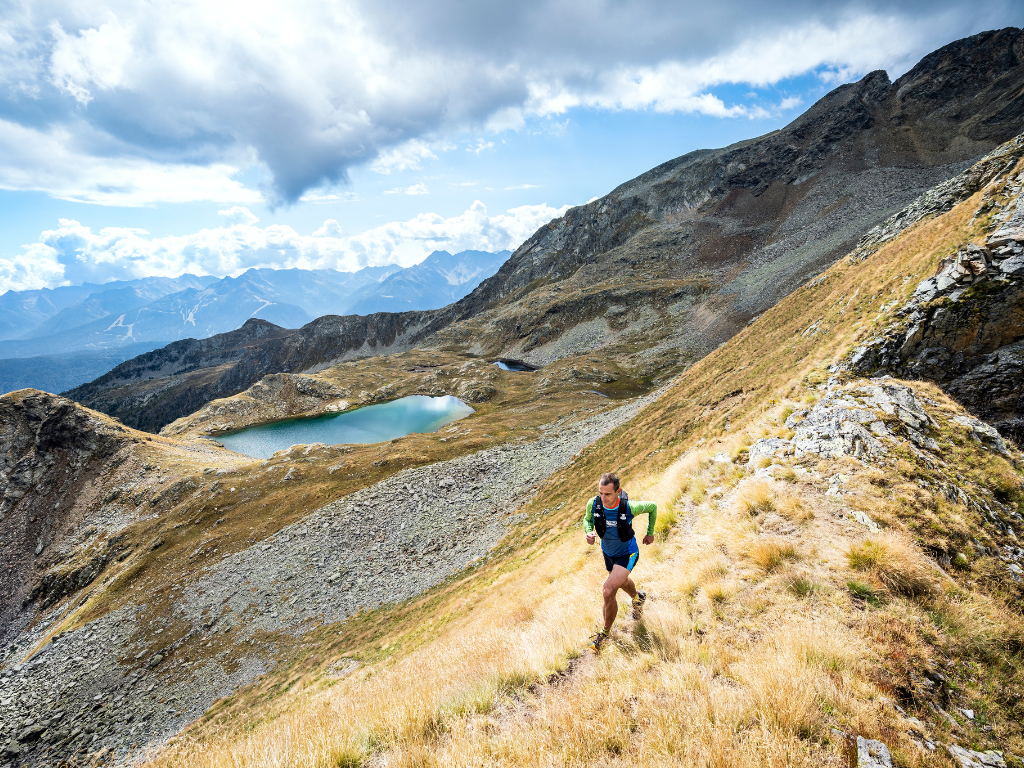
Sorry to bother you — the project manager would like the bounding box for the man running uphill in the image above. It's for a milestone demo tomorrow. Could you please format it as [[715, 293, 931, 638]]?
[[584, 472, 657, 652]]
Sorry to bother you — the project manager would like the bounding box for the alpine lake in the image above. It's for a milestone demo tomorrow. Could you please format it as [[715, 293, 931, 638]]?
[[217, 394, 476, 459]]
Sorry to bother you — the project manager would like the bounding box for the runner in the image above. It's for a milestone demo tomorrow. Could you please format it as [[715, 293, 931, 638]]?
[[583, 472, 657, 652]]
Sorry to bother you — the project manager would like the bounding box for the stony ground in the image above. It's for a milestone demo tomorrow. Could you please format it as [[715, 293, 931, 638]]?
[[0, 391, 659, 768]]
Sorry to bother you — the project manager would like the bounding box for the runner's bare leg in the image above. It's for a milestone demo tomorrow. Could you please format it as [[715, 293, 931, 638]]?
[[602, 565, 638, 631]]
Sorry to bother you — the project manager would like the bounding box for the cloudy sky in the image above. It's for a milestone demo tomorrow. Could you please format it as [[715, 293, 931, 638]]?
[[1, 0, 1022, 292]]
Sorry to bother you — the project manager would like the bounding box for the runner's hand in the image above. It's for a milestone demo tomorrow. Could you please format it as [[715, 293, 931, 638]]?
[[586, 533, 596, 545], [643, 534, 654, 545]]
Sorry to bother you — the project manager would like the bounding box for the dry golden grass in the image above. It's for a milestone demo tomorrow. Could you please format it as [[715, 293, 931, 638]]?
[[777, 489, 811, 520], [734, 478, 777, 515], [747, 538, 799, 572], [776, 465, 798, 483], [847, 533, 939, 598], [688, 476, 709, 504]]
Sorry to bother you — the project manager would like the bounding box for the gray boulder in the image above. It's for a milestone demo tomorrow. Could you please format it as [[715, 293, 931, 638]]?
[[747, 437, 794, 463], [946, 745, 1006, 768], [857, 736, 893, 768]]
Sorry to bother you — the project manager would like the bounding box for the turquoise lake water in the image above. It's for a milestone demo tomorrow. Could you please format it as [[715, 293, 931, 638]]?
[[217, 395, 475, 459]]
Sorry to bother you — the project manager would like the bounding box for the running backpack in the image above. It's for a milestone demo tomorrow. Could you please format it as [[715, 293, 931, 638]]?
[[593, 490, 635, 542]]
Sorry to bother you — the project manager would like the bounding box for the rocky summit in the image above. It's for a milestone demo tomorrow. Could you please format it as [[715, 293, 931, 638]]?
[[2, 28, 1024, 768]]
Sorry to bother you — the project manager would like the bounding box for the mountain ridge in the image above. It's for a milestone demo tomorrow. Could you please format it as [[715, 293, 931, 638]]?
[[0, 251, 508, 363], [65, 27, 1024, 432]]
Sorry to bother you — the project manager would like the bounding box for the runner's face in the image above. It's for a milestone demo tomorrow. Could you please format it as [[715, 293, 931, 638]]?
[[598, 482, 619, 505]]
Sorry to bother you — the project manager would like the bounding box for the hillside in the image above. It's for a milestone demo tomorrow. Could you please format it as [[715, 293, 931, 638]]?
[[141, 129, 1024, 768], [0, 124, 1022, 768], [67, 27, 1024, 434]]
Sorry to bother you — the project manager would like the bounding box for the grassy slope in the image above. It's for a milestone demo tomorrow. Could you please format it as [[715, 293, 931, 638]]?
[[141, 173, 1024, 767]]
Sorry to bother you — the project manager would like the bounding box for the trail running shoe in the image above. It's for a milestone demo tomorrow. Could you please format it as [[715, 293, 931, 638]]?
[[632, 591, 647, 620], [588, 628, 610, 654]]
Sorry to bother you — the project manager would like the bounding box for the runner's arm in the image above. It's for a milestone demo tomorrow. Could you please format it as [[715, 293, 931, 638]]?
[[583, 498, 596, 533], [631, 501, 658, 536]]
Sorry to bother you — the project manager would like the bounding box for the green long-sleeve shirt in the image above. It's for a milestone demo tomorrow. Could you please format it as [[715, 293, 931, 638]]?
[[583, 498, 657, 557]]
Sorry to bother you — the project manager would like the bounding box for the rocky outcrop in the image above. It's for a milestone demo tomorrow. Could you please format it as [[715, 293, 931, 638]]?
[[770, 381, 941, 461], [750, 380, 1023, 581], [0, 391, 139, 643], [849, 140, 1024, 443]]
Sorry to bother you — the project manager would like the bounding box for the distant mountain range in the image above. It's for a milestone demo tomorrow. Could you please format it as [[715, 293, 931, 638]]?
[[0, 249, 509, 394], [0, 274, 217, 341], [346, 249, 509, 315]]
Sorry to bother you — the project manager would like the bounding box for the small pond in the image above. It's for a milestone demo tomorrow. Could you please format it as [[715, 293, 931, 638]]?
[[217, 395, 475, 459], [493, 360, 535, 372]]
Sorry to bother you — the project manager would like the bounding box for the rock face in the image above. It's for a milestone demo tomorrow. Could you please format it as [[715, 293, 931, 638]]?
[[850, 137, 1024, 443], [0, 391, 138, 645], [67, 29, 1024, 433]]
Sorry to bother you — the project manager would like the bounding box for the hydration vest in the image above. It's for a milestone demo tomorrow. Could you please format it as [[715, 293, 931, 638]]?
[[593, 490, 635, 542]]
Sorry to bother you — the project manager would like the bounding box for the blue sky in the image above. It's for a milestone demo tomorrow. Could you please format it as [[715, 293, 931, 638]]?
[[1, 0, 1022, 292]]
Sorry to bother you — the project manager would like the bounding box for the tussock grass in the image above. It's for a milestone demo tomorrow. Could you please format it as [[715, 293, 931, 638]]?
[[734, 478, 776, 515], [847, 534, 938, 598], [776, 466, 798, 483], [747, 538, 798, 572], [777, 489, 811, 520], [689, 476, 709, 504], [846, 579, 882, 605], [785, 575, 824, 598], [703, 579, 735, 603]]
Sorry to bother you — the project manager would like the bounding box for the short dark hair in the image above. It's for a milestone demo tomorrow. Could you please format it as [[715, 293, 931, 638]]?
[[599, 472, 620, 490]]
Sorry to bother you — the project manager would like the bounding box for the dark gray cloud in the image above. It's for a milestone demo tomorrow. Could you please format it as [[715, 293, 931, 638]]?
[[0, 0, 1020, 205]]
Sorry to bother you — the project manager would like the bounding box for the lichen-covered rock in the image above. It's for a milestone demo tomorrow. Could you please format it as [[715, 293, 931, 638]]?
[[791, 382, 940, 460], [946, 745, 1006, 768], [857, 736, 893, 768], [747, 437, 794, 463]]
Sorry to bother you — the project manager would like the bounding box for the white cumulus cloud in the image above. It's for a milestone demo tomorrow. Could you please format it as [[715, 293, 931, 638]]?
[[0, 0, 1015, 206], [384, 182, 430, 195], [0, 201, 569, 292]]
